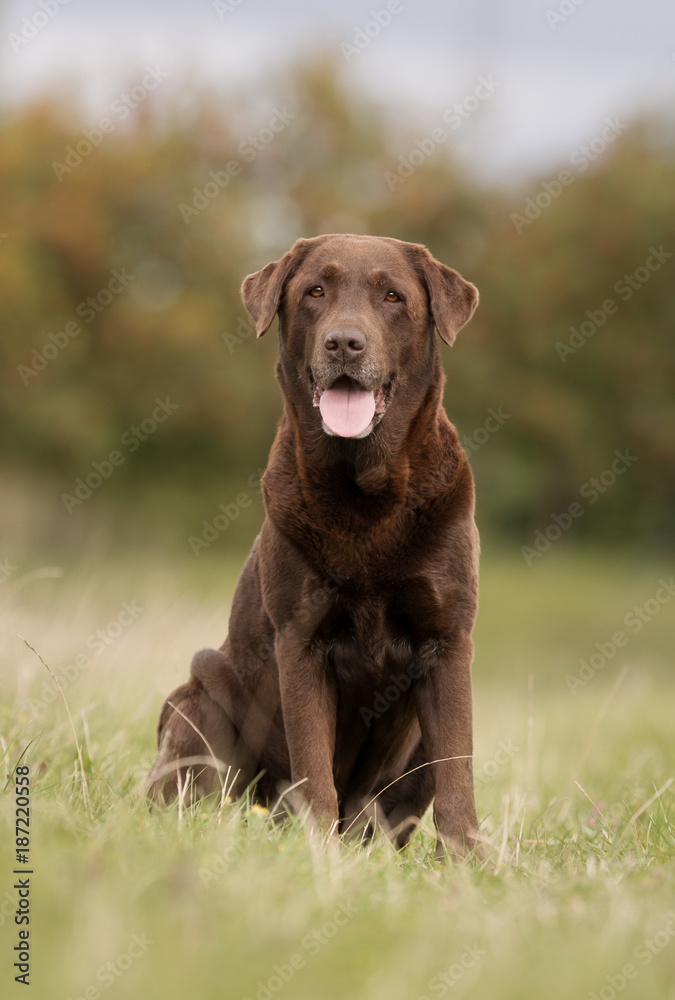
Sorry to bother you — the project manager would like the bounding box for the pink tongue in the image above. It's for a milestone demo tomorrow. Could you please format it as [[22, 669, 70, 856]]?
[[319, 381, 376, 437]]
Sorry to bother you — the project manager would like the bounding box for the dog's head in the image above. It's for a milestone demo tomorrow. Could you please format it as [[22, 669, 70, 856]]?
[[241, 234, 478, 440]]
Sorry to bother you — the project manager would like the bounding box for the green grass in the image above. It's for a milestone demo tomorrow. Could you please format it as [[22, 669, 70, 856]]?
[[2, 549, 675, 999]]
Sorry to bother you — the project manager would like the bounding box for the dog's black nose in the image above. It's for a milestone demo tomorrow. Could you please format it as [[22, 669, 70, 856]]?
[[323, 328, 366, 357]]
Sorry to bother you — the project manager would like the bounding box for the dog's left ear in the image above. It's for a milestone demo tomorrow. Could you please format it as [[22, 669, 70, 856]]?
[[409, 245, 479, 346], [241, 238, 314, 337]]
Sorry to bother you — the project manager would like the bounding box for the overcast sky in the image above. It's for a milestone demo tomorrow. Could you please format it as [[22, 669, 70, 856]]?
[[3, 0, 675, 179]]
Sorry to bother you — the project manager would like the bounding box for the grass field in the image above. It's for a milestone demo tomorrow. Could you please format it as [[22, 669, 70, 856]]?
[[2, 547, 674, 1000]]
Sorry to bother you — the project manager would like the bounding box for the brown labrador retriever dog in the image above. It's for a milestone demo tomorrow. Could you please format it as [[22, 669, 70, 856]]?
[[146, 233, 482, 857]]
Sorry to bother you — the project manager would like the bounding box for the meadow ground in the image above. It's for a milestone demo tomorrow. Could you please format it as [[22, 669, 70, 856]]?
[[1, 547, 674, 1000]]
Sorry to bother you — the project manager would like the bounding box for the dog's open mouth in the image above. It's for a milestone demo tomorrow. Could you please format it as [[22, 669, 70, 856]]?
[[312, 376, 387, 438]]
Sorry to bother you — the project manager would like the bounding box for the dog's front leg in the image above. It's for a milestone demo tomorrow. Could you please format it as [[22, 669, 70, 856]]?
[[414, 636, 481, 859], [276, 628, 339, 830]]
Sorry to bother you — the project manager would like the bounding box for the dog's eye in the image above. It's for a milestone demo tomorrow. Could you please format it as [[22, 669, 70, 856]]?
[[308, 286, 324, 298], [385, 290, 400, 302]]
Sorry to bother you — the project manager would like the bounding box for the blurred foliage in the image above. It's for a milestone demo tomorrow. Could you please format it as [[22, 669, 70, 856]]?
[[2, 58, 674, 553]]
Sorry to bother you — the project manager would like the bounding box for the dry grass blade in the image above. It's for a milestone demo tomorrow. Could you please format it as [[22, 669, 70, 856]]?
[[145, 754, 235, 785], [574, 780, 611, 839], [342, 755, 474, 837], [494, 793, 511, 872], [627, 777, 674, 827], [579, 664, 631, 770], [270, 776, 309, 817], [166, 699, 226, 795], [18, 633, 91, 818]]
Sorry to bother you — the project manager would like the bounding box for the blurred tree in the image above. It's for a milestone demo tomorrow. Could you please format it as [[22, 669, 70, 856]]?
[[1, 61, 673, 552]]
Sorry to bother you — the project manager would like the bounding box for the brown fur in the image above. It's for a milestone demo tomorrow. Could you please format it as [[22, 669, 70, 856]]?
[[146, 234, 482, 857]]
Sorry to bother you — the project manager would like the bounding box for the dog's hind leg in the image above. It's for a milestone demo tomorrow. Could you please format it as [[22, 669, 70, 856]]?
[[145, 666, 253, 806]]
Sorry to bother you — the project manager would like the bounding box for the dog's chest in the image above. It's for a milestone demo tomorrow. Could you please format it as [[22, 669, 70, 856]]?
[[317, 575, 443, 689]]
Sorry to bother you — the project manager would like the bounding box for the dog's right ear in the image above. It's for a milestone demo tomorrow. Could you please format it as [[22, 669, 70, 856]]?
[[403, 242, 479, 347], [241, 239, 312, 337]]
